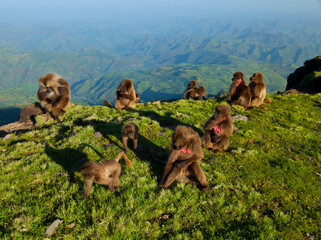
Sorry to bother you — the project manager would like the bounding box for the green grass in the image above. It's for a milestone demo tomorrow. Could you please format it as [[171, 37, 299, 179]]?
[[0, 94, 321, 239]]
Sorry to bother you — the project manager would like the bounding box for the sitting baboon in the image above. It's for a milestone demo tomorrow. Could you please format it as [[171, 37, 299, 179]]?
[[160, 126, 209, 191], [184, 80, 198, 99], [81, 151, 133, 198], [37, 73, 70, 120], [135, 93, 141, 103], [202, 105, 233, 152], [121, 122, 139, 153], [115, 79, 136, 110], [249, 72, 267, 107], [182, 86, 206, 100], [227, 71, 251, 108]]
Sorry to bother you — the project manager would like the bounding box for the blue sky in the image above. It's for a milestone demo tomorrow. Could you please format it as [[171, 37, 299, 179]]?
[[1, 0, 320, 23]]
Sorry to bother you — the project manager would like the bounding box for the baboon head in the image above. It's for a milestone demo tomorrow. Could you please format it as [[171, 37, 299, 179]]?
[[214, 105, 231, 118], [250, 72, 264, 84], [232, 71, 246, 85], [171, 126, 196, 153]]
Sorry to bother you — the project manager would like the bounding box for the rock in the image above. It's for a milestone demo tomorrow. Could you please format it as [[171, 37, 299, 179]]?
[[286, 55, 321, 93], [231, 114, 249, 121], [2, 134, 12, 142], [94, 132, 103, 138], [45, 219, 63, 236], [18, 102, 44, 123], [233, 126, 240, 132]]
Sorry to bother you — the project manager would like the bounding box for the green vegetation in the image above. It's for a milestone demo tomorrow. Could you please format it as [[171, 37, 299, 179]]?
[[1, 94, 320, 239]]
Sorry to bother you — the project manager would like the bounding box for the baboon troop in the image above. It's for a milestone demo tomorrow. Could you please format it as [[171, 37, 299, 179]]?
[[115, 79, 136, 110], [21, 70, 272, 197], [121, 122, 139, 153], [227, 71, 251, 108], [202, 105, 233, 152], [81, 151, 133, 198], [160, 126, 209, 191], [37, 73, 70, 120], [182, 80, 206, 100]]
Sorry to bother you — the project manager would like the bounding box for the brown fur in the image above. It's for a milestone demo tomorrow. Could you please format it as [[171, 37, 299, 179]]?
[[37, 73, 70, 120], [182, 86, 206, 100], [202, 105, 233, 152], [121, 122, 139, 153], [18, 102, 45, 123], [115, 79, 136, 110], [185, 80, 198, 99], [135, 92, 141, 103], [81, 151, 133, 198], [249, 72, 267, 107], [103, 100, 113, 107], [227, 71, 251, 108], [160, 126, 209, 191]]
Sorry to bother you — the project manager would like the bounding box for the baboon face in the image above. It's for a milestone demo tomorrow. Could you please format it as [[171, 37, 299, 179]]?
[[187, 80, 197, 89], [46, 86, 57, 100], [250, 72, 263, 84], [172, 127, 193, 153], [232, 71, 245, 83], [117, 79, 133, 95]]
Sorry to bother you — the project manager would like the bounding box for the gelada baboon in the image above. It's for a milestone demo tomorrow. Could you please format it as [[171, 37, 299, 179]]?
[[37, 73, 70, 120], [184, 80, 198, 99], [227, 71, 251, 108], [115, 79, 136, 110], [18, 102, 45, 123], [182, 86, 206, 100], [135, 92, 141, 103], [160, 126, 209, 191], [202, 105, 233, 152], [81, 151, 133, 198], [121, 122, 139, 153], [249, 72, 268, 107]]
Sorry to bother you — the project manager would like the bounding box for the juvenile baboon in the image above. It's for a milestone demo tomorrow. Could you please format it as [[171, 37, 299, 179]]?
[[37, 73, 70, 120], [121, 122, 139, 153], [202, 105, 233, 152], [182, 86, 206, 100], [81, 151, 133, 198], [135, 93, 141, 103], [115, 79, 136, 110], [249, 72, 267, 107], [160, 126, 209, 191], [227, 71, 251, 108]]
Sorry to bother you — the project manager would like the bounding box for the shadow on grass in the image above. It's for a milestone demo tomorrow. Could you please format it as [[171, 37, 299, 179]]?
[[73, 118, 168, 182]]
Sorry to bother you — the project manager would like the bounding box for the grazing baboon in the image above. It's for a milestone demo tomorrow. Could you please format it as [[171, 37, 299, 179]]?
[[121, 122, 139, 153], [81, 151, 133, 198], [160, 126, 209, 191], [202, 105, 233, 152], [37, 73, 70, 120], [249, 72, 267, 107], [182, 86, 206, 100], [135, 93, 141, 103], [115, 79, 136, 110], [227, 71, 251, 108]]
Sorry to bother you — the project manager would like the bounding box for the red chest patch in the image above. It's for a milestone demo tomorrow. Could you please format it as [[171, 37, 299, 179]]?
[[180, 148, 191, 154]]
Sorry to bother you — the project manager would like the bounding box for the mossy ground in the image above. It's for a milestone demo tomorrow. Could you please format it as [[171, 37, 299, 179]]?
[[0, 94, 321, 239]]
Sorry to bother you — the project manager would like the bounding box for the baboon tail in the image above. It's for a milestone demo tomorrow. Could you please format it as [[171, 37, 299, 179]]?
[[114, 151, 133, 168], [263, 98, 272, 104], [182, 89, 193, 99]]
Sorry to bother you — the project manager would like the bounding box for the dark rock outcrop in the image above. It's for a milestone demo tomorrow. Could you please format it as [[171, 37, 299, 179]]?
[[286, 56, 321, 93]]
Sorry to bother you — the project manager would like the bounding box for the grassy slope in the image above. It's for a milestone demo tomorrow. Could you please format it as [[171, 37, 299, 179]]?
[[0, 94, 320, 239]]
